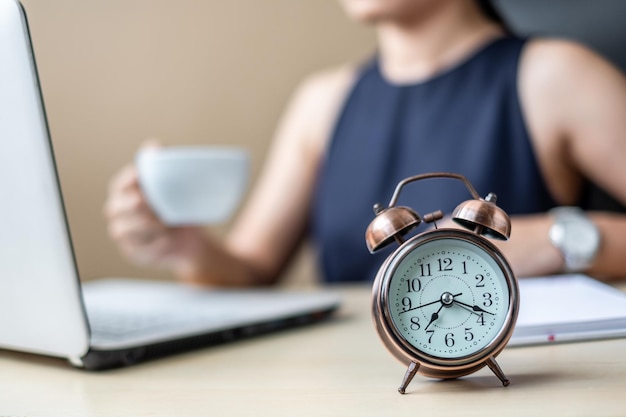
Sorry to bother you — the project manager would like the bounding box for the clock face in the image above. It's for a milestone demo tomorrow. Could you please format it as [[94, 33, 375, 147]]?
[[385, 232, 512, 362]]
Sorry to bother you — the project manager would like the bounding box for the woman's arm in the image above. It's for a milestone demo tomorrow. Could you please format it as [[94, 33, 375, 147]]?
[[507, 38, 626, 281], [196, 66, 356, 285]]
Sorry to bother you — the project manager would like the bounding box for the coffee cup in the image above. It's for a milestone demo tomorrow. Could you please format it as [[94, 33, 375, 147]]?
[[136, 146, 249, 225]]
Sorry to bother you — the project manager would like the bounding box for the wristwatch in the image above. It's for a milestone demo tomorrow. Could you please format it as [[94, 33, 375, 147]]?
[[548, 207, 601, 272]]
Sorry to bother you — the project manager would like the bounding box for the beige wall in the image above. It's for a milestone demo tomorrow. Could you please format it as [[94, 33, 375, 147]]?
[[20, 0, 375, 283]]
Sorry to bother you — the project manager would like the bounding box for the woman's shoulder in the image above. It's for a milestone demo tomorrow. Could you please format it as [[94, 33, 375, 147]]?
[[523, 37, 606, 62], [518, 36, 626, 132], [282, 63, 362, 152], [293, 63, 360, 108], [520, 37, 623, 90]]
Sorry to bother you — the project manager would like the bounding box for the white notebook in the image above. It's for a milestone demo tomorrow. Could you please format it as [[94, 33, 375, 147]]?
[[510, 274, 626, 346]]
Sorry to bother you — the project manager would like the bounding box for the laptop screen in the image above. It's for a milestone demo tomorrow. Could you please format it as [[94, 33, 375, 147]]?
[[0, 0, 90, 358]]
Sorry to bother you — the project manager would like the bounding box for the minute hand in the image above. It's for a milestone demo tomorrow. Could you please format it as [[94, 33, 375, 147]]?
[[399, 298, 441, 314], [400, 293, 462, 314], [453, 299, 495, 315]]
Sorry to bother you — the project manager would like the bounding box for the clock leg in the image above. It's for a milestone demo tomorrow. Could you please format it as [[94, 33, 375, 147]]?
[[398, 361, 420, 394], [486, 357, 510, 386]]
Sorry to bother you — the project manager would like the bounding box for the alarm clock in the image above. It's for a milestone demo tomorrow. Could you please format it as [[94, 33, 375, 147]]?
[[365, 172, 519, 394]]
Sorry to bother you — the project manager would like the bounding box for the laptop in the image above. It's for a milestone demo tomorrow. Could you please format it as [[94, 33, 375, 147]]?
[[0, 0, 340, 370]]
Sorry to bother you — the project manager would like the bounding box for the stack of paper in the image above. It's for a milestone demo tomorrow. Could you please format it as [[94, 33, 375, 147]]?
[[510, 274, 626, 346]]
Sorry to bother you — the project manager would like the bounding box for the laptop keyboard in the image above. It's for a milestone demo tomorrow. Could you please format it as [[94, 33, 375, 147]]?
[[89, 311, 177, 339], [87, 308, 225, 342], [80, 278, 339, 347]]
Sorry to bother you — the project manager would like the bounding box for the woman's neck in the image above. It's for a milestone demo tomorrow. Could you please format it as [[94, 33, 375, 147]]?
[[376, 1, 504, 84]]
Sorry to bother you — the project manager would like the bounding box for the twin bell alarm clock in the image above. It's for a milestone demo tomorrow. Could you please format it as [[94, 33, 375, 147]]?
[[365, 172, 519, 394]]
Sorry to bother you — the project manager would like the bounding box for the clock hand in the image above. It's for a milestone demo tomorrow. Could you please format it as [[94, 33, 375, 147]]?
[[422, 291, 463, 330], [399, 293, 463, 314], [453, 299, 495, 315], [425, 304, 445, 331], [399, 298, 440, 314]]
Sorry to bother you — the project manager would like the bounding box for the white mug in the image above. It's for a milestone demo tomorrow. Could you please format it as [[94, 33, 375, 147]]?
[[136, 146, 249, 225]]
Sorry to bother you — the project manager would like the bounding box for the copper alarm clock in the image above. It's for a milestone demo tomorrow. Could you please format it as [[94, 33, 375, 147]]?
[[365, 172, 519, 394]]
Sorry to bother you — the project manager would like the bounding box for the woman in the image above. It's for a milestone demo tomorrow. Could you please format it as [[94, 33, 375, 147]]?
[[105, 0, 626, 285]]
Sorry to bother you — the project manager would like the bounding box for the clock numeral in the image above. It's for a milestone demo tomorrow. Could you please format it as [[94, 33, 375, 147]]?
[[445, 333, 455, 347], [419, 263, 431, 277], [406, 278, 422, 293], [401, 297, 412, 311], [410, 316, 420, 331], [476, 313, 485, 326], [464, 328, 474, 341], [475, 274, 485, 287], [483, 292, 493, 307], [426, 330, 435, 343], [437, 257, 453, 272], [462, 261, 468, 274]]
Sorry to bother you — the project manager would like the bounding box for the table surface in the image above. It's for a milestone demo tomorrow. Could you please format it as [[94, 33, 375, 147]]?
[[1, 283, 625, 417]]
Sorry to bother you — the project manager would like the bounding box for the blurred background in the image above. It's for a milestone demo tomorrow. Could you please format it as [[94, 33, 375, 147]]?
[[20, 0, 376, 284], [18, 0, 626, 285]]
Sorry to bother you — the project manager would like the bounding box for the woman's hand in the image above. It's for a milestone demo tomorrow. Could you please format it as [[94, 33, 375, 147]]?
[[103, 163, 210, 273]]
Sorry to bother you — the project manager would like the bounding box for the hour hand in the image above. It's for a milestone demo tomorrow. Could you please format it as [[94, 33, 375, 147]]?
[[453, 299, 495, 316], [425, 304, 445, 330]]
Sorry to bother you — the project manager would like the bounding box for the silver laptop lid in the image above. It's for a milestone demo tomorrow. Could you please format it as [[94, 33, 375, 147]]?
[[0, 0, 90, 358]]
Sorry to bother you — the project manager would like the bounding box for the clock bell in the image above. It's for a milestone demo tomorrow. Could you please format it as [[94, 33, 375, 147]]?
[[365, 172, 511, 252]]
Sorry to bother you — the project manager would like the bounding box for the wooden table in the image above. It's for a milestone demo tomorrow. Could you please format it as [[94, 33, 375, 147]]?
[[1, 284, 625, 416]]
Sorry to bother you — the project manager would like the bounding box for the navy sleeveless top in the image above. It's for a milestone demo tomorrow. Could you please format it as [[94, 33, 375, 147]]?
[[311, 37, 557, 283]]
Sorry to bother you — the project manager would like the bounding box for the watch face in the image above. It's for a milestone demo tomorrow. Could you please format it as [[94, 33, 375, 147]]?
[[384, 231, 513, 362], [548, 207, 601, 272]]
